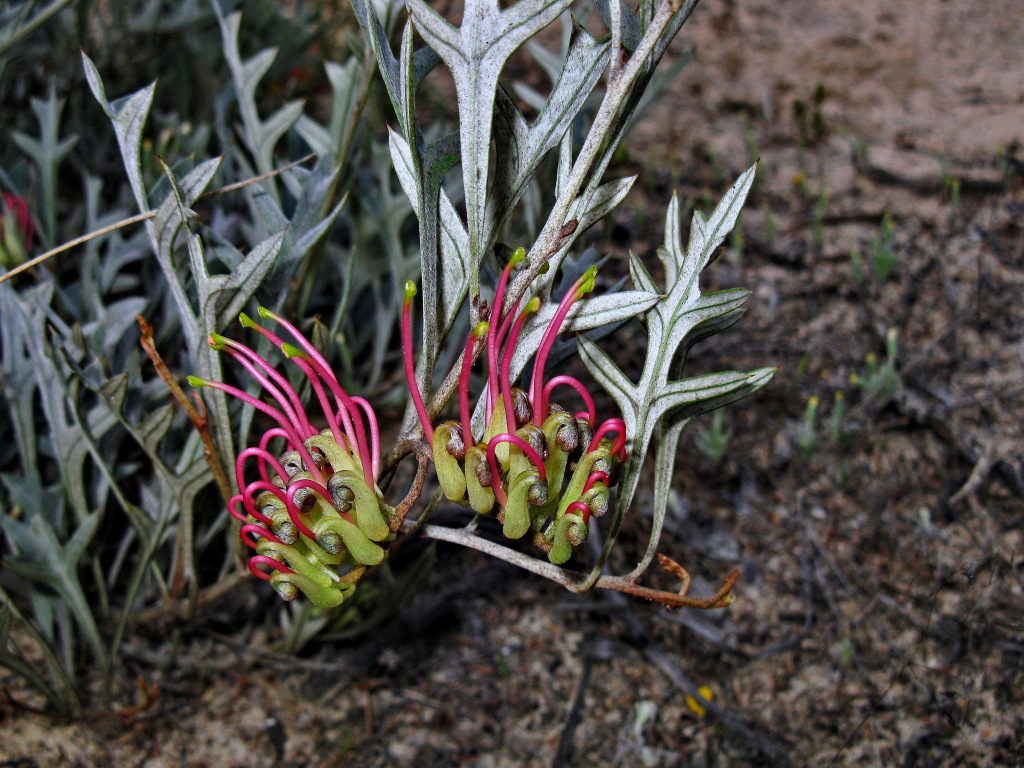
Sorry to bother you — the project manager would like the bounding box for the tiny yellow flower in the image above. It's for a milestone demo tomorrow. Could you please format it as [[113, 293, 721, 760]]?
[[685, 685, 714, 717]]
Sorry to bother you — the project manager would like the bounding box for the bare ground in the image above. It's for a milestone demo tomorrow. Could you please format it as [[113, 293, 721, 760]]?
[[2, 0, 1023, 766]]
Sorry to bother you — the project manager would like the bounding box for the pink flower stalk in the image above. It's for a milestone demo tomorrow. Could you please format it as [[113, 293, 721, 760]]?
[[486, 432, 548, 506], [246, 308, 375, 488], [240, 523, 284, 550], [235, 445, 290, 489], [499, 298, 540, 434], [248, 554, 294, 582], [228, 494, 255, 524], [459, 322, 490, 445], [285, 477, 333, 540], [188, 373, 325, 484], [588, 418, 627, 459], [583, 471, 610, 493], [486, 248, 525, 412], [564, 500, 591, 524], [349, 397, 380, 481], [402, 282, 435, 443], [529, 266, 597, 423], [542, 375, 597, 426], [210, 333, 314, 437], [238, 480, 287, 525]]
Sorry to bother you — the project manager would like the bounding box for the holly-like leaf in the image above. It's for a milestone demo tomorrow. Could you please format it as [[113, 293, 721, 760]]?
[[578, 165, 774, 586], [490, 22, 610, 237], [212, 2, 304, 202], [10, 88, 78, 245], [407, 0, 573, 285]]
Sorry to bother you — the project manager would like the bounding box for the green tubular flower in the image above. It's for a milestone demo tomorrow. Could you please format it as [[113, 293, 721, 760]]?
[[271, 571, 355, 609], [480, 388, 532, 465], [547, 509, 588, 565], [433, 422, 468, 503], [464, 446, 495, 514], [580, 484, 610, 519], [553, 447, 610, 520], [540, 411, 578, 500], [502, 469, 541, 540], [507, 423, 547, 481], [306, 431, 363, 476], [254, 490, 299, 544], [256, 538, 336, 589], [328, 469, 389, 542], [312, 515, 386, 566]]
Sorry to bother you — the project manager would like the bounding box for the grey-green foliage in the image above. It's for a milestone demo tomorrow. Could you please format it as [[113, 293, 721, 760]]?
[[0, 0, 776, 710], [213, 1, 305, 205], [354, 0, 712, 411], [355, 0, 773, 587], [1, 5, 383, 712], [9, 86, 77, 247]]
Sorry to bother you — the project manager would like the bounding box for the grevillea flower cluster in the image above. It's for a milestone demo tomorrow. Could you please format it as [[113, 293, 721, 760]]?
[[403, 249, 626, 566], [192, 251, 626, 607], [189, 308, 394, 609]]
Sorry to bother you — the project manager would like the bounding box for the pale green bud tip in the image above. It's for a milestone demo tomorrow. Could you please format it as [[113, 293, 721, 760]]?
[[208, 333, 229, 349], [472, 321, 489, 337], [510, 247, 525, 265], [524, 296, 541, 313], [579, 265, 598, 294], [404, 281, 418, 301], [281, 342, 303, 359], [256, 306, 275, 320], [239, 312, 256, 328], [187, 375, 207, 388]]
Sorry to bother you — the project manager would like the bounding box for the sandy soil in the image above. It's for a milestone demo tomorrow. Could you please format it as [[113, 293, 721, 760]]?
[[2, 0, 1023, 766]]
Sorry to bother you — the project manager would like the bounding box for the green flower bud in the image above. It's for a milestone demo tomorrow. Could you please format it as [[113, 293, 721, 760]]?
[[541, 411, 577, 499], [502, 470, 540, 540], [581, 485, 610, 518], [512, 388, 533, 429], [465, 446, 496, 514], [307, 433, 360, 475], [565, 514, 589, 547], [331, 469, 389, 541], [326, 473, 355, 513], [575, 419, 595, 454], [279, 450, 305, 477], [433, 422, 468, 503], [270, 571, 354, 609], [527, 479, 549, 507], [314, 516, 386, 566]]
